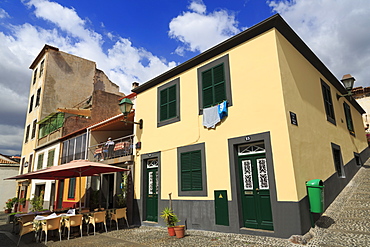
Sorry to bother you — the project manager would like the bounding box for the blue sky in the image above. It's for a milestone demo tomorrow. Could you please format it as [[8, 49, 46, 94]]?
[[0, 0, 370, 155]]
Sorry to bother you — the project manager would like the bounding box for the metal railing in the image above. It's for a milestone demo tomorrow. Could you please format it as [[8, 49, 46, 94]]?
[[88, 135, 134, 162]]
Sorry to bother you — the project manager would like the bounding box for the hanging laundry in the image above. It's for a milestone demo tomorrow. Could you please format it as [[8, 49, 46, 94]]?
[[203, 105, 220, 128], [218, 101, 228, 119]]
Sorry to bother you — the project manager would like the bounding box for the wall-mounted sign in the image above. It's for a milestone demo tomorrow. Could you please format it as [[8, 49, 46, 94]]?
[[290, 111, 298, 126], [245, 136, 251, 141]]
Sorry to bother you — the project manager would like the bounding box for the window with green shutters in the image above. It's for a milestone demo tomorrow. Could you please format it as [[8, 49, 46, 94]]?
[[157, 78, 180, 127], [181, 150, 202, 191], [47, 149, 55, 167], [197, 54, 232, 113], [160, 84, 177, 121], [68, 178, 76, 199], [321, 80, 336, 125], [177, 143, 207, 196], [37, 153, 44, 170], [202, 64, 226, 108], [38, 112, 65, 138], [343, 102, 354, 135]]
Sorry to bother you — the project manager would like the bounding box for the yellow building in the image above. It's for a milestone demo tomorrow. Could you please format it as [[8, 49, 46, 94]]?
[[131, 14, 369, 237]]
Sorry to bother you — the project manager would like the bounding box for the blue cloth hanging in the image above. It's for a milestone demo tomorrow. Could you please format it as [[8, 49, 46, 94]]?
[[218, 101, 228, 119]]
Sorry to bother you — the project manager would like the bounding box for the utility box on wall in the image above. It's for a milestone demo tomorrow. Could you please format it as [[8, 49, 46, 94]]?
[[214, 190, 229, 226]]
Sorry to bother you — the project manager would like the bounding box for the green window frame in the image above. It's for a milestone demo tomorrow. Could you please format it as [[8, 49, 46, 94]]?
[[38, 112, 65, 139], [47, 149, 55, 167], [343, 102, 354, 135], [197, 54, 232, 113], [321, 80, 336, 125], [68, 178, 76, 199], [177, 143, 207, 196], [37, 153, 44, 170], [157, 78, 180, 127]]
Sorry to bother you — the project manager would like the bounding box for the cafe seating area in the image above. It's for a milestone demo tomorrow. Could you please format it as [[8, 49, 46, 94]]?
[[13, 207, 129, 245]]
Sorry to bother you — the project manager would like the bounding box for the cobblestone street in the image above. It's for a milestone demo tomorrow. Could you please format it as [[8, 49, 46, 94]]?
[[1, 163, 370, 246]]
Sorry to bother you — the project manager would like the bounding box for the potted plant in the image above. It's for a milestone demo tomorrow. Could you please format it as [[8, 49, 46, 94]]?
[[4, 197, 17, 213], [160, 207, 179, 236], [174, 225, 185, 239]]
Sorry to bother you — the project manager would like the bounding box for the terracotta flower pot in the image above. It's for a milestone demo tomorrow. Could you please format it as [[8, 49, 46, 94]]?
[[174, 225, 185, 238], [167, 226, 176, 236], [4, 209, 12, 214]]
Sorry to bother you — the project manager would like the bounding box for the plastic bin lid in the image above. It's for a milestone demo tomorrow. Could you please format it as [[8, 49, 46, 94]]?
[[306, 179, 324, 187]]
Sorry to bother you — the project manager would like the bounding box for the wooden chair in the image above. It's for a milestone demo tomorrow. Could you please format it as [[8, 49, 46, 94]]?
[[64, 214, 83, 240], [17, 215, 35, 246], [88, 211, 107, 235], [110, 208, 129, 230], [41, 217, 62, 244]]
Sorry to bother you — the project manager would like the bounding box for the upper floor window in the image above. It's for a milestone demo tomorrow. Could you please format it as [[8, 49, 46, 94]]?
[[38, 113, 64, 139], [25, 125, 30, 143], [33, 69, 38, 85], [29, 95, 34, 113], [177, 143, 207, 196], [61, 133, 86, 164], [28, 154, 33, 173], [321, 80, 336, 125], [37, 153, 44, 170], [157, 78, 180, 127], [35, 88, 41, 107], [47, 149, 55, 167], [31, 119, 37, 139], [343, 102, 354, 135], [197, 54, 232, 113], [39, 60, 44, 77]]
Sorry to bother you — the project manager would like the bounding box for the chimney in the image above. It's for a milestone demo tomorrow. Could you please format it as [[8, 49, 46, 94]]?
[[132, 82, 139, 90]]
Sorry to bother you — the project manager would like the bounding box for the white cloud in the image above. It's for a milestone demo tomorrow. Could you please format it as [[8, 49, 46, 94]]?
[[0, 8, 10, 19], [0, 0, 177, 154], [169, 0, 240, 55], [268, 0, 370, 87]]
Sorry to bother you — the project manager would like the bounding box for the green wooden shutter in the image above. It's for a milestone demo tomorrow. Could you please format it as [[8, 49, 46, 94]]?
[[344, 103, 354, 132], [181, 150, 202, 191], [47, 149, 55, 167], [191, 150, 202, 190], [68, 178, 76, 199], [181, 152, 192, 191], [37, 153, 44, 170], [160, 85, 177, 121], [168, 85, 177, 119], [202, 63, 226, 108]]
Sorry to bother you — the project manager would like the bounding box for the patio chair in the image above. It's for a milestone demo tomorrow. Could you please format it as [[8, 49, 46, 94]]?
[[41, 217, 62, 244], [17, 215, 35, 246], [87, 211, 107, 235], [64, 214, 83, 240], [110, 207, 129, 230]]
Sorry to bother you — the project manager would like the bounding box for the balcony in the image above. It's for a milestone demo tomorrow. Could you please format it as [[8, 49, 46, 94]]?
[[88, 135, 134, 165]]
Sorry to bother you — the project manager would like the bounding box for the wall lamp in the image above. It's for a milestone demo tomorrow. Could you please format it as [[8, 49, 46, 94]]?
[[337, 74, 355, 100], [119, 98, 143, 129]]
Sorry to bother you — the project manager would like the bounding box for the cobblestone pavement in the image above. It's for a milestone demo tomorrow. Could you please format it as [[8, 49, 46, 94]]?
[[1, 162, 370, 246]]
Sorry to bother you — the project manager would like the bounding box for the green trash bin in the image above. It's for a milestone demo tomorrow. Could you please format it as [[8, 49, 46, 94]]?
[[306, 179, 324, 213]]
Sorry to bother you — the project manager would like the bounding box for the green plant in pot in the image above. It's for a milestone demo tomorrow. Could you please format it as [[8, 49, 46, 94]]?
[[160, 207, 179, 236]]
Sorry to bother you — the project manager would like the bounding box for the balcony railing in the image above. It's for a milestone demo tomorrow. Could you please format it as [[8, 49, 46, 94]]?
[[88, 135, 134, 162]]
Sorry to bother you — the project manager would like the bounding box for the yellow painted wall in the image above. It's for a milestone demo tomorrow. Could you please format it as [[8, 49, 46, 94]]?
[[275, 31, 368, 200], [63, 177, 87, 207], [134, 29, 299, 201], [133, 28, 368, 204]]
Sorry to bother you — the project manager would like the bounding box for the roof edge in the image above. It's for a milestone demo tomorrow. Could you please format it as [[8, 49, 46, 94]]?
[[29, 44, 59, 69]]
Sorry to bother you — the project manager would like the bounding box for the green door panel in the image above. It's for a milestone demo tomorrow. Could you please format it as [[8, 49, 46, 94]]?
[[146, 167, 158, 222], [239, 154, 273, 231], [214, 190, 229, 226]]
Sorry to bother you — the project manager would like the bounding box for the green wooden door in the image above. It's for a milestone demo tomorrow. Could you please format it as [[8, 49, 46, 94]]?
[[146, 159, 158, 222], [239, 154, 273, 230]]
